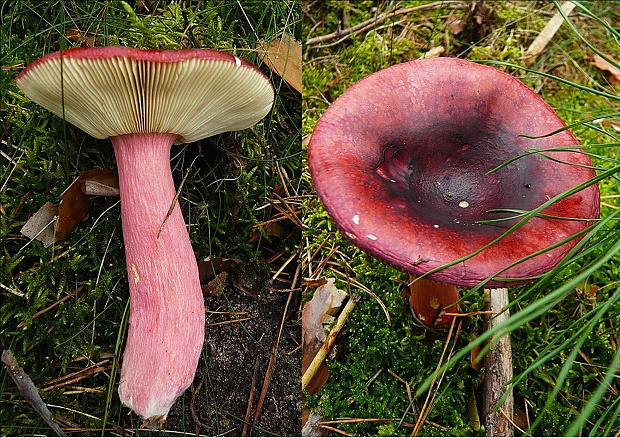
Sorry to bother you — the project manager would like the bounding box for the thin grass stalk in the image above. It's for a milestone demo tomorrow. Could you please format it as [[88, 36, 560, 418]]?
[[416, 208, 620, 399], [566, 332, 620, 436]]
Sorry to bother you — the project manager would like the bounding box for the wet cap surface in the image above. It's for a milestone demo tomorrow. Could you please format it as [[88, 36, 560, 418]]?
[[308, 57, 600, 287]]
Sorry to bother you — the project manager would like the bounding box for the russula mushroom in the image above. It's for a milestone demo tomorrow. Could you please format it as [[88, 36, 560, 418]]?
[[16, 47, 273, 423], [308, 56, 600, 437], [308, 57, 599, 323]]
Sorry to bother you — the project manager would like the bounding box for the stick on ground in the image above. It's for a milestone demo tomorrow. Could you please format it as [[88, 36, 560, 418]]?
[[482, 288, 514, 437], [2, 349, 67, 437], [525, 1, 576, 65], [301, 295, 359, 392]]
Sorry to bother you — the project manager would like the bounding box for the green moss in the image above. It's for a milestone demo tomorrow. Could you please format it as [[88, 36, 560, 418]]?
[[1, 0, 300, 434], [303, 1, 620, 436]]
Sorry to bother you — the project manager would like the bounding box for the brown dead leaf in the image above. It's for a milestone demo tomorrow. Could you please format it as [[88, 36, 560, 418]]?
[[513, 408, 529, 430], [470, 341, 484, 371], [21, 168, 118, 246], [197, 257, 242, 284], [447, 1, 494, 45], [56, 168, 118, 241], [592, 53, 620, 85], [20, 201, 58, 248], [66, 28, 96, 47], [302, 277, 327, 288], [448, 17, 467, 35], [301, 353, 329, 397], [258, 33, 302, 93], [202, 271, 228, 297], [263, 222, 287, 239]]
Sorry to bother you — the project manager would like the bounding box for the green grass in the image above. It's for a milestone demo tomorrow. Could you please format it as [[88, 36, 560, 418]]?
[[1, 0, 300, 435], [303, 1, 620, 436]]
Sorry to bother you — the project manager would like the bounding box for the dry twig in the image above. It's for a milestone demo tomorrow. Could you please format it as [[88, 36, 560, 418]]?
[[17, 286, 83, 328], [301, 294, 360, 391], [305, 1, 466, 48], [412, 317, 461, 436], [41, 359, 111, 392], [242, 357, 261, 437], [2, 350, 67, 437], [249, 263, 299, 434]]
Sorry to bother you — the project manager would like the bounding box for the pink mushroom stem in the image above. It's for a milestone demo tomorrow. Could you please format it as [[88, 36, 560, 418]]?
[[112, 132, 204, 421]]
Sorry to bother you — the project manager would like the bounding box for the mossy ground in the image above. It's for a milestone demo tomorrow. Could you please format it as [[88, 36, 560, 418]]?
[[4, 1, 620, 436], [302, 1, 620, 436], [1, 0, 301, 436]]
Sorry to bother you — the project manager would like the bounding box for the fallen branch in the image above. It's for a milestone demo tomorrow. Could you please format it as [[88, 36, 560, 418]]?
[[2, 350, 67, 437], [305, 1, 467, 48], [482, 288, 514, 437], [524, 1, 576, 65]]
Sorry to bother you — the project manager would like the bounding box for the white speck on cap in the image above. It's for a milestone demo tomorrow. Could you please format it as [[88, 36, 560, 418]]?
[[352, 214, 360, 224], [459, 201, 469, 208], [367, 234, 377, 240], [234, 56, 242, 67]]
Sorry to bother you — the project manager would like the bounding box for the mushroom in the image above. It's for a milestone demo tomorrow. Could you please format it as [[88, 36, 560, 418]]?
[[308, 57, 599, 314], [16, 47, 274, 424], [307, 57, 599, 432]]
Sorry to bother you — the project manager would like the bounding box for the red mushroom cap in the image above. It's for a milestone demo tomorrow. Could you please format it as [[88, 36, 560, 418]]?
[[308, 57, 600, 288]]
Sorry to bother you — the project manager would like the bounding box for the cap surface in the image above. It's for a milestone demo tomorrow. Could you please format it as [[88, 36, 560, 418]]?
[[308, 57, 600, 287], [16, 47, 274, 142]]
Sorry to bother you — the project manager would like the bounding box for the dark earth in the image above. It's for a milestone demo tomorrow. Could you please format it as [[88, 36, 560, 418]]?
[[117, 271, 301, 436]]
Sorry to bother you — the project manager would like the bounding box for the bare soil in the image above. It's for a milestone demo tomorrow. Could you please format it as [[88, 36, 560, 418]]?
[[118, 276, 301, 436]]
